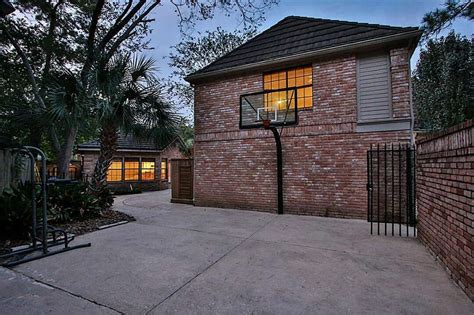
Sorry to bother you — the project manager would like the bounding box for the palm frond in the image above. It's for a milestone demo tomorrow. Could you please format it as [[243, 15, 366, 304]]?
[[129, 55, 157, 83], [46, 68, 93, 126], [89, 53, 180, 150]]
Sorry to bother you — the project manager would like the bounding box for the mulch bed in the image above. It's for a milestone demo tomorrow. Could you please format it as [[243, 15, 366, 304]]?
[[52, 209, 135, 236], [0, 210, 135, 254]]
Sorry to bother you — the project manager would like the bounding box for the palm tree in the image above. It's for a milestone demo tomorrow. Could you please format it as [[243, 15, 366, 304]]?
[[87, 54, 179, 201]]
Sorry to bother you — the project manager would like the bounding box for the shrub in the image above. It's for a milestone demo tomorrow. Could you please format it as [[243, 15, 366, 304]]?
[[47, 182, 103, 223], [95, 185, 115, 209], [0, 182, 36, 240], [0, 181, 111, 241]]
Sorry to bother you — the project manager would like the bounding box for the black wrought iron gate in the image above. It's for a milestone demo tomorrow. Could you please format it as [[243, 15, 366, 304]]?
[[367, 144, 416, 237]]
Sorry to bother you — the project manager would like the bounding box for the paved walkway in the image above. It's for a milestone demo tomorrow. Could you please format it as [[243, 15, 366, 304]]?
[[1, 190, 472, 314]]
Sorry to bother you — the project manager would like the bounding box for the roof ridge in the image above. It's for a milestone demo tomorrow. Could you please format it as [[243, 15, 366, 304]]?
[[283, 15, 418, 31], [186, 16, 422, 81]]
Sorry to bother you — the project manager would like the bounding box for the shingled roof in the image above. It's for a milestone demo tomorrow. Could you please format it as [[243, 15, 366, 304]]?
[[77, 134, 162, 152], [186, 16, 421, 82]]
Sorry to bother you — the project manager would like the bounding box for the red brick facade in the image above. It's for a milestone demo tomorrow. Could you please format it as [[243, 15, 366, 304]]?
[[417, 119, 474, 300], [390, 48, 412, 120], [194, 48, 413, 218]]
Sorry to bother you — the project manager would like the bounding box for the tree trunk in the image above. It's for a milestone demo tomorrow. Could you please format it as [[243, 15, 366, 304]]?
[[56, 127, 78, 178], [89, 125, 118, 196], [29, 127, 42, 149]]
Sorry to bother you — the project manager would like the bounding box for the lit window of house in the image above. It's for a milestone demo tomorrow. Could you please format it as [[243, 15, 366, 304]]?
[[161, 159, 168, 181], [141, 159, 155, 181], [107, 159, 122, 182], [263, 66, 313, 110], [124, 158, 139, 181]]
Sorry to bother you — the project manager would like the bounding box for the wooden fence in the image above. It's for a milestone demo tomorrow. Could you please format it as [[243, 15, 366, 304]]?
[[170, 159, 193, 204], [0, 149, 31, 191]]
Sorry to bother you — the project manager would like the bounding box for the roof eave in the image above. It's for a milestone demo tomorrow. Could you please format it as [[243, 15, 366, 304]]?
[[185, 29, 423, 84], [77, 147, 162, 153]]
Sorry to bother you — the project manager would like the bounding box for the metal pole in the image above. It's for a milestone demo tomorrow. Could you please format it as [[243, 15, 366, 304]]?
[[270, 127, 283, 215], [413, 147, 417, 237], [398, 143, 402, 237], [391, 143, 394, 236], [369, 145, 373, 235], [367, 148, 370, 222], [384, 143, 387, 236], [26, 146, 48, 253], [28, 151, 37, 248], [406, 144, 411, 237], [40, 152, 47, 252], [377, 144, 380, 235]]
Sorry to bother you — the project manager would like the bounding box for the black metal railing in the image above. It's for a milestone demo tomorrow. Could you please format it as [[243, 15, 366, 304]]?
[[367, 143, 416, 237]]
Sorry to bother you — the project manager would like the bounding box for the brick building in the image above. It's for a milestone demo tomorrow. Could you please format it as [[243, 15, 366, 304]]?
[[78, 134, 184, 192], [186, 16, 422, 218]]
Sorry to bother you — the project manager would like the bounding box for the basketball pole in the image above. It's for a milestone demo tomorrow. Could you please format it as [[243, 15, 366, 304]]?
[[242, 88, 296, 216], [269, 126, 283, 215]]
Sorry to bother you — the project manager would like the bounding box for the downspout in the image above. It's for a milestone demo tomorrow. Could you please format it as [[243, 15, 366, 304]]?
[[192, 83, 196, 205], [408, 56, 415, 145]]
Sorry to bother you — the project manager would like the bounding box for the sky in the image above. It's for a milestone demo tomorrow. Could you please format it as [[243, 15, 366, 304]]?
[[147, 0, 472, 79]]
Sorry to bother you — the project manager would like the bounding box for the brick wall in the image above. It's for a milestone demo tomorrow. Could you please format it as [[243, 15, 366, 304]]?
[[390, 48, 412, 119], [417, 119, 474, 300], [194, 47, 413, 218]]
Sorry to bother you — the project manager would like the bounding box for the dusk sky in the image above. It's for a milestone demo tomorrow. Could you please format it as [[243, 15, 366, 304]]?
[[147, 0, 472, 80]]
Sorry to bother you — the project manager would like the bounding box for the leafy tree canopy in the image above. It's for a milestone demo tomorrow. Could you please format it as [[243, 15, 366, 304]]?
[[413, 31, 473, 131], [422, 0, 473, 40], [176, 117, 194, 157], [0, 0, 155, 152], [1, 0, 277, 176], [167, 27, 257, 111]]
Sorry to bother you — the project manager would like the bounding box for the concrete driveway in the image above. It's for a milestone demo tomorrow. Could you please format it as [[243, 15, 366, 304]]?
[[1, 190, 472, 314]]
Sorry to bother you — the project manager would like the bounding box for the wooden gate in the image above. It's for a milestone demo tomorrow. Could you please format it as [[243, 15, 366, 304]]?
[[170, 159, 193, 204]]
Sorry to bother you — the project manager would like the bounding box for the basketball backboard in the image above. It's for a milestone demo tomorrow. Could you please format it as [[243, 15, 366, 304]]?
[[239, 87, 298, 129]]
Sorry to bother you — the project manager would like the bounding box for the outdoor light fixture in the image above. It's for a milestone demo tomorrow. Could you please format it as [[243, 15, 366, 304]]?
[[0, 0, 14, 17]]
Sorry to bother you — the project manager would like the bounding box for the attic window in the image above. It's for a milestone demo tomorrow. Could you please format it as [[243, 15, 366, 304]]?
[[263, 66, 313, 110]]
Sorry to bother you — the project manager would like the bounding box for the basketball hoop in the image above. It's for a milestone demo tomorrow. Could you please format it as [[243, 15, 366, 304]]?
[[262, 119, 271, 129], [239, 88, 298, 215]]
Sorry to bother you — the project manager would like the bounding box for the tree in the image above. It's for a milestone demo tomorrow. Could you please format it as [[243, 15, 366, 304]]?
[[92, 55, 178, 198], [49, 54, 179, 198], [1, 0, 157, 176], [1, 0, 278, 177], [422, 0, 473, 40], [167, 27, 256, 111], [412, 32, 473, 131], [169, 0, 278, 32], [176, 118, 194, 158]]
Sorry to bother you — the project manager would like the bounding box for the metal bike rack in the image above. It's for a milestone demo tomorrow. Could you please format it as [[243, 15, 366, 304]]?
[[0, 146, 91, 267]]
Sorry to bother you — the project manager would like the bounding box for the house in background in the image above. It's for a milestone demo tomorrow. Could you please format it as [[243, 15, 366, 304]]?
[[186, 16, 422, 219], [77, 134, 184, 192]]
